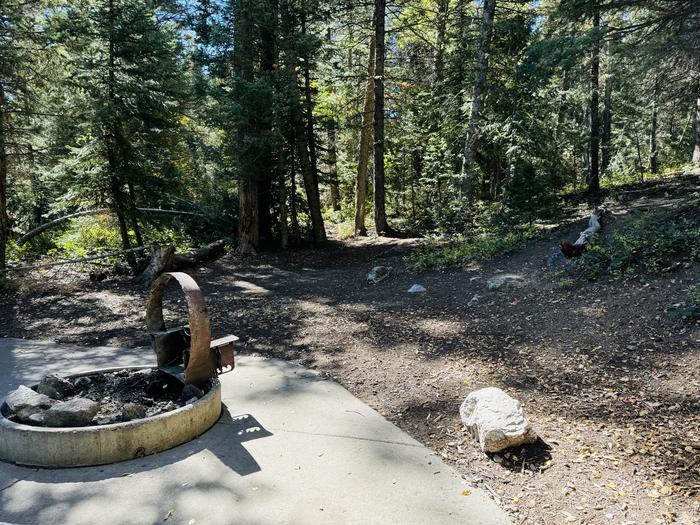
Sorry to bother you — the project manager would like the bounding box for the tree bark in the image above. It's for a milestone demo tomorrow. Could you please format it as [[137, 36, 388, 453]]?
[[373, 0, 394, 236], [327, 121, 341, 211], [354, 36, 375, 236], [589, 3, 601, 193], [0, 81, 7, 270], [649, 82, 659, 174], [459, 0, 497, 199], [601, 37, 613, 174], [693, 97, 700, 167], [238, 177, 259, 254]]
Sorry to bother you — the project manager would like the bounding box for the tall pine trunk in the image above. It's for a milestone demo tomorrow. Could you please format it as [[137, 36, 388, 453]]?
[[0, 82, 7, 270], [354, 36, 375, 236], [459, 0, 496, 200], [601, 38, 613, 174], [649, 82, 658, 174], [589, 3, 601, 193], [373, 0, 394, 236], [693, 97, 700, 167], [299, 2, 326, 245], [328, 122, 341, 211]]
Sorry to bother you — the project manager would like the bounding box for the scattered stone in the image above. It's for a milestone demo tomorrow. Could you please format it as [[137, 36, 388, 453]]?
[[459, 387, 537, 453], [407, 284, 426, 293], [486, 274, 525, 290], [468, 294, 481, 307], [37, 374, 74, 400], [4, 385, 55, 417], [367, 266, 391, 284], [41, 398, 101, 427], [181, 384, 204, 402], [121, 403, 147, 421], [469, 276, 482, 283]]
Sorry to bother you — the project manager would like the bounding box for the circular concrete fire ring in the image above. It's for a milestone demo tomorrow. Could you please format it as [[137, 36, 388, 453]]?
[[0, 366, 222, 468]]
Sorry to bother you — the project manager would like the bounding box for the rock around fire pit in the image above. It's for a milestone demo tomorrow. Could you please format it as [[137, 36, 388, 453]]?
[[0, 272, 235, 467]]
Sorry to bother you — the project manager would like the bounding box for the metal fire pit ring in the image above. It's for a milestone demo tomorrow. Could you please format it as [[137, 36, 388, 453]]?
[[0, 272, 235, 468], [0, 367, 221, 467]]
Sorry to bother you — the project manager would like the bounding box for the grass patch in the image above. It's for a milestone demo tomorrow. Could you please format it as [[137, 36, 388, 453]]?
[[408, 226, 544, 271]]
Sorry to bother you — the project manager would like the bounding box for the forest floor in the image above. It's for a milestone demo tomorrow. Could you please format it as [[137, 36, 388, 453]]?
[[2, 174, 700, 524]]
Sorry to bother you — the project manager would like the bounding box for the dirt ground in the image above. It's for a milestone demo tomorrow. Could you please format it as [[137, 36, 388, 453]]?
[[2, 175, 699, 524]]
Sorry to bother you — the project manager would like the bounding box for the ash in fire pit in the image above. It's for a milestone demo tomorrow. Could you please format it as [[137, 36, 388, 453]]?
[[4, 369, 210, 427]]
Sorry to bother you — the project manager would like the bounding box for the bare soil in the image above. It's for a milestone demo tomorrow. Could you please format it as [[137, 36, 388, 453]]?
[[1, 175, 699, 524]]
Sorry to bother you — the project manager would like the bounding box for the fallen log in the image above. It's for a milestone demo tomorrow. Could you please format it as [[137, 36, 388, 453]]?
[[136, 239, 232, 286], [560, 207, 604, 258]]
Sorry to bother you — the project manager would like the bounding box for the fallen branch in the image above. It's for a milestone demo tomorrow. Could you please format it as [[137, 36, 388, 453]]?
[[16, 207, 211, 245], [560, 207, 604, 258]]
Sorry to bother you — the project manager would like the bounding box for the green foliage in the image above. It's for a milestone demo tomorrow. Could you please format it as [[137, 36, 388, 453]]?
[[408, 226, 543, 271], [53, 215, 123, 256], [573, 204, 700, 280]]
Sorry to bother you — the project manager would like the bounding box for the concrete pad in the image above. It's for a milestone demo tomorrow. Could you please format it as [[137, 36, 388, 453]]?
[[0, 338, 509, 524]]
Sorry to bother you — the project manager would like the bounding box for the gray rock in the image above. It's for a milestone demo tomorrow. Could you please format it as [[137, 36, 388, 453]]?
[[407, 284, 426, 293], [181, 384, 204, 402], [37, 374, 74, 400], [367, 266, 391, 284], [41, 398, 100, 427], [121, 403, 146, 421], [4, 385, 55, 416], [185, 397, 198, 405], [467, 294, 481, 307], [486, 274, 525, 290], [459, 387, 537, 453], [379, 245, 408, 258]]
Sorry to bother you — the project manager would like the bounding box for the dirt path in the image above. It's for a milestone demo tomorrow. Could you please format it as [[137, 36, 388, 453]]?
[[2, 176, 699, 524]]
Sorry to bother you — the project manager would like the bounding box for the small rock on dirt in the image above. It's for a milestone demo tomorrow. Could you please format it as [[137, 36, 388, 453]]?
[[486, 274, 525, 290], [40, 398, 101, 427], [407, 284, 427, 293], [367, 266, 391, 284], [468, 294, 480, 307], [546, 251, 570, 269], [37, 374, 74, 400], [460, 387, 537, 453]]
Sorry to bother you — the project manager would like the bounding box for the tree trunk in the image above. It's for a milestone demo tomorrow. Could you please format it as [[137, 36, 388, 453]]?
[[238, 177, 259, 254], [649, 83, 658, 174], [0, 82, 7, 270], [433, 0, 449, 85], [373, 0, 394, 236], [327, 122, 341, 211], [601, 37, 613, 174], [354, 36, 375, 236], [589, 3, 601, 193], [693, 97, 700, 167], [126, 180, 144, 247], [459, 0, 497, 199]]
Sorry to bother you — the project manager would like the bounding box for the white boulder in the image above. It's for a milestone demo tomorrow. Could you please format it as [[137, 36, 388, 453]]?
[[460, 387, 537, 453], [407, 284, 426, 293]]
